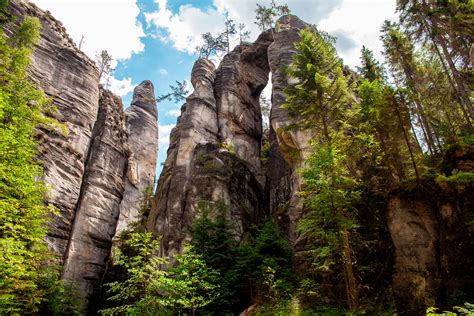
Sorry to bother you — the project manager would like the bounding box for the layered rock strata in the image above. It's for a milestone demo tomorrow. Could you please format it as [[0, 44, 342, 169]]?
[[62, 88, 129, 301], [267, 15, 314, 252], [147, 33, 273, 256], [7, 0, 101, 261], [5, 0, 158, 307], [115, 81, 158, 237]]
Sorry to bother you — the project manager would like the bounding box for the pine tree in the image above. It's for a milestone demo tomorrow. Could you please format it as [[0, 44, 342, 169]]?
[[396, 0, 474, 123], [284, 26, 358, 310], [381, 21, 439, 154], [254, 0, 290, 32]]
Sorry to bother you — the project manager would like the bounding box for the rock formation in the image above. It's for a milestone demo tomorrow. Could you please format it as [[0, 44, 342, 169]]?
[[149, 14, 474, 313], [62, 88, 129, 301], [6, 1, 473, 313], [7, 0, 101, 262], [147, 32, 273, 256], [266, 15, 314, 253], [5, 0, 158, 308], [115, 81, 158, 237]]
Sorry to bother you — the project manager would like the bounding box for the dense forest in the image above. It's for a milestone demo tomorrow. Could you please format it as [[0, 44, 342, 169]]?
[[0, 0, 473, 315]]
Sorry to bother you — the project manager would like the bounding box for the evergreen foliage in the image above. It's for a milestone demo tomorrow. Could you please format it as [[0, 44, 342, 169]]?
[[0, 10, 69, 314], [189, 200, 293, 314], [254, 0, 290, 32]]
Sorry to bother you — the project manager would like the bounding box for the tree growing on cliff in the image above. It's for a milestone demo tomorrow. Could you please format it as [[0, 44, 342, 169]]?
[[196, 32, 226, 59], [0, 13, 65, 314], [157, 80, 190, 104], [95, 49, 113, 85], [254, 0, 290, 32]]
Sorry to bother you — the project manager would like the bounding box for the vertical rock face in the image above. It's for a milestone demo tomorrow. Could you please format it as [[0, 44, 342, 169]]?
[[215, 31, 273, 176], [7, 0, 100, 261], [62, 88, 129, 303], [147, 59, 219, 256], [148, 35, 273, 256], [267, 15, 313, 249], [5, 1, 158, 308], [115, 81, 158, 236], [387, 196, 439, 312]]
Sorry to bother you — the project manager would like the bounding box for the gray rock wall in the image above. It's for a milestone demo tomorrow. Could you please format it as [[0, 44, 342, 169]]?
[[7, 0, 101, 262], [5, 1, 158, 308], [115, 81, 158, 237], [62, 88, 129, 303], [147, 35, 273, 256]]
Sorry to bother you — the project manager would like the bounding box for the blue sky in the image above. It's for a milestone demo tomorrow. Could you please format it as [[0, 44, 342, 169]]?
[[32, 0, 398, 177]]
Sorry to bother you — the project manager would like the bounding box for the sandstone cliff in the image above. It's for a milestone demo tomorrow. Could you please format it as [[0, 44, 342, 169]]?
[[5, 0, 158, 307], [149, 14, 473, 313], [147, 33, 274, 256], [115, 80, 159, 237]]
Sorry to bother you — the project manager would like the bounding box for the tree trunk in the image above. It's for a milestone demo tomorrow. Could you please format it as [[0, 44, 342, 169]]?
[[394, 98, 420, 182], [342, 230, 358, 310], [421, 0, 474, 121]]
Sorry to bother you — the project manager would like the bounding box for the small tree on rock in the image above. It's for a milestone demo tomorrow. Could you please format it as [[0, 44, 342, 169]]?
[[254, 0, 290, 32]]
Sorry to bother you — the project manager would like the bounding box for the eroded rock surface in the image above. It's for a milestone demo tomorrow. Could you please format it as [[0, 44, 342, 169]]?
[[62, 88, 129, 303], [5, 1, 158, 308], [115, 81, 158, 237], [267, 15, 313, 250], [148, 35, 273, 256], [7, 0, 100, 261], [147, 59, 219, 256]]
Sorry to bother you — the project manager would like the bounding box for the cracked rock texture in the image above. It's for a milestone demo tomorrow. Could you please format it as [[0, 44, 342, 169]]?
[[147, 34, 273, 256], [7, 2, 473, 313], [6, 0, 158, 309], [115, 81, 158, 237]]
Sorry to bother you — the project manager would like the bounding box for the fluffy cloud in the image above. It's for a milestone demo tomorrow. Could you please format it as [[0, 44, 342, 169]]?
[[318, 0, 398, 67], [166, 109, 181, 118], [144, 1, 224, 54], [159, 68, 169, 76], [145, 0, 396, 68], [158, 124, 176, 146], [107, 76, 134, 97], [145, 0, 344, 56], [32, 0, 145, 60]]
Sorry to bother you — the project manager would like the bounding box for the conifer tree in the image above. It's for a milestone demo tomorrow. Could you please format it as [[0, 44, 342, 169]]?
[[381, 21, 439, 154], [284, 26, 358, 310], [255, 0, 290, 32]]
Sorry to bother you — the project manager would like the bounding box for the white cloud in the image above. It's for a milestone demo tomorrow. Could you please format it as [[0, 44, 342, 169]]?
[[32, 0, 145, 60], [159, 124, 176, 146], [159, 68, 169, 75], [144, 1, 224, 54], [145, 0, 396, 69], [145, 0, 344, 55], [166, 109, 181, 117], [107, 76, 134, 97], [318, 0, 398, 68]]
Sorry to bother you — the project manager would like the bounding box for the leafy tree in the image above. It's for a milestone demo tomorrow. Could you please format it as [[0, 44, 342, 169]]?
[[0, 12, 67, 314], [95, 49, 113, 83], [157, 80, 190, 104], [99, 230, 167, 315], [196, 32, 226, 59], [254, 0, 291, 32], [157, 246, 220, 316], [101, 226, 219, 316], [238, 23, 250, 44]]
